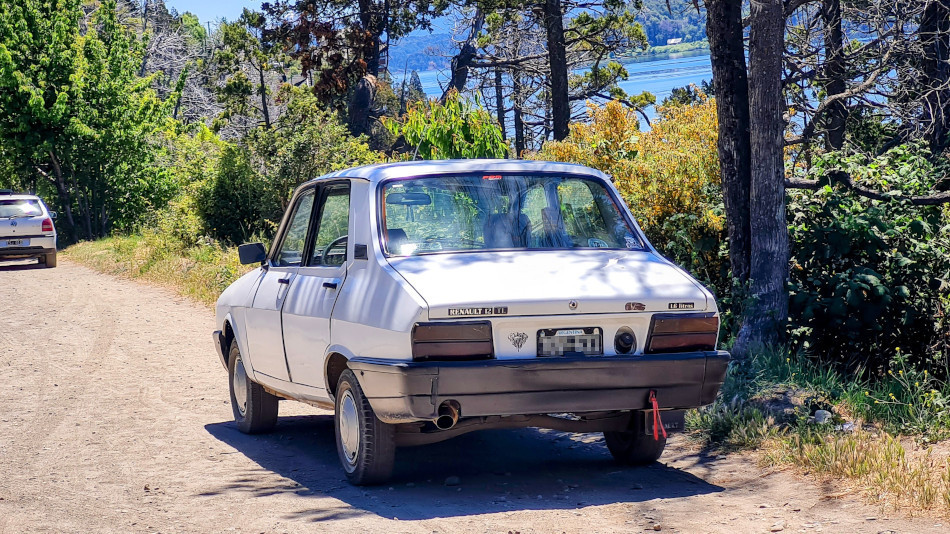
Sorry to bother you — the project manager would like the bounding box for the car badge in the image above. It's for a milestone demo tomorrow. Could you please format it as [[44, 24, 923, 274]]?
[[669, 302, 696, 310], [508, 332, 528, 351], [568, 300, 578, 310], [10, 221, 16, 226], [625, 302, 646, 311]]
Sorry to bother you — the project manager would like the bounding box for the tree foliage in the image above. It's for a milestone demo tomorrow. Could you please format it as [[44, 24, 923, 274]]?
[[385, 92, 508, 159], [0, 0, 175, 240]]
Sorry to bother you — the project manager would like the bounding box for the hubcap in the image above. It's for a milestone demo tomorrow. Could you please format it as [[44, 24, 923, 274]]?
[[232, 353, 248, 417], [339, 390, 360, 465]]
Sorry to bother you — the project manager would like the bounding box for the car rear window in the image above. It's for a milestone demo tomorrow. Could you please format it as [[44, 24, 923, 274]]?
[[379, 174, 645, 256], [0, 199, 43, 218]]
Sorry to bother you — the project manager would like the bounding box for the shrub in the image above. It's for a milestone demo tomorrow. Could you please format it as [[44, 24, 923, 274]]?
[[787, 144, 950, 373], [197, 145, 281, 245], [385, 91, 509, 159]]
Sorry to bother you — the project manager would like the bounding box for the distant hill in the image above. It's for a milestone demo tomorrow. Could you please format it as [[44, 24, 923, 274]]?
[[387, 33, 452, 74], [386, 2, 708, 73]]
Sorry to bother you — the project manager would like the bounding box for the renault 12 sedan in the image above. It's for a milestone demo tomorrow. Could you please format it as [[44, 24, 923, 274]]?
[[213, 160, 730, 485]]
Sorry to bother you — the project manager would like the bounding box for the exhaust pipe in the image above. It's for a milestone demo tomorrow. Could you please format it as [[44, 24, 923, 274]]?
[[434, 401, 460, 430]]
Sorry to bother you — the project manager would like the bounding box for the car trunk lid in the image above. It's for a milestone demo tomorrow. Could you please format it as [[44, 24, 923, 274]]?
[[388, 250, 710, 318]]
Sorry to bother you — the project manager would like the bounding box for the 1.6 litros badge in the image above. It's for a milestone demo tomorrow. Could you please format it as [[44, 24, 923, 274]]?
[[668, 302, 695, 310]]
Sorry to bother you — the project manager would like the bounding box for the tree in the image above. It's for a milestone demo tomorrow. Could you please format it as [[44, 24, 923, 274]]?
[[212, 9, 289, 132], [0, 0, 175, 241], [260, 0, 448, 128], [385, 92, 508, 159], [450, 1, 649, 150], [735, 0, 789, 353]]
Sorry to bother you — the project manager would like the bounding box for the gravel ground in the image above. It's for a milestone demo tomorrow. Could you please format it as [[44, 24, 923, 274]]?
[[0, 259, 944, 533]]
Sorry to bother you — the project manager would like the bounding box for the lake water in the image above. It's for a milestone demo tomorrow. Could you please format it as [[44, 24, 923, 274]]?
[[414, 51, 713, 124]]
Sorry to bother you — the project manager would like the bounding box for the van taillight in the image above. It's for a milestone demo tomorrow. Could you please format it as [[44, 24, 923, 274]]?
[[411, 321, 494, 361], [42, 218, 54, 232], [645, 313, 718, 353]]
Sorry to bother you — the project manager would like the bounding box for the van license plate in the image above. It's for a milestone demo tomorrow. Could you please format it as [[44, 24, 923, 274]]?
[[537, 327, 603, 357]]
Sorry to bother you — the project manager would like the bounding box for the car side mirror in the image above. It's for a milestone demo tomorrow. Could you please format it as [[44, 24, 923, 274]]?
[[238, 242, 267, 265], [49, 211, 57, 220]]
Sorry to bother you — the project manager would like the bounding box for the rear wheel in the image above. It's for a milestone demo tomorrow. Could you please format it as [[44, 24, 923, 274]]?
[[43, 252, 56, 268], [335, 370, 395, 485], [228, 340, 278, 434], [604, 416, 667, 465]]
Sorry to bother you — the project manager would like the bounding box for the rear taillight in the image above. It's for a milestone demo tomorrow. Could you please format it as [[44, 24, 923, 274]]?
[[645, 313, 718, 354], [411, 321, 494, 361], [42, 218, 54, 232]]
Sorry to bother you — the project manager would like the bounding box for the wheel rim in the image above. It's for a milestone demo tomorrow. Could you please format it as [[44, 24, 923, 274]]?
[[232, 353, 248, 417], [339, 390, 360, 466]]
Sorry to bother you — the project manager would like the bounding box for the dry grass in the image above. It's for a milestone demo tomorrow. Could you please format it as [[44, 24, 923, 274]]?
[[63, 233, 252, 307], [764, 430, 950, 514]]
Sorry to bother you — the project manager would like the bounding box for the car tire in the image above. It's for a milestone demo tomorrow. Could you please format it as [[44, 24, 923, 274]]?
[[604, 419, 667, 465], [335, 369, 395, 485], [228, 339, 278, 434], [43, 252, 57, 268]]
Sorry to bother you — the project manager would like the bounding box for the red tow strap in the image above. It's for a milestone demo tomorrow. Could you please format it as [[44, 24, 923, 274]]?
[[649, 390, 667, 441]]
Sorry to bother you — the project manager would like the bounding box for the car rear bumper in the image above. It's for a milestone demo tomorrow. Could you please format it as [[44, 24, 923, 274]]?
[[0, 245, 56, 259], [347, 350, 731, 424]]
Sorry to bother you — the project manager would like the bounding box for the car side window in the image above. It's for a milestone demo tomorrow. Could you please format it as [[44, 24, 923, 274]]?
[[310, 183, 350, 267], [274, 191, 315, 267]]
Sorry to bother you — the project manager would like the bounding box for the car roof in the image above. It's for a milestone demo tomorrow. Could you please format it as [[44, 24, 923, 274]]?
[[0, 192, 41, 201], [315, 159, 609, 184]]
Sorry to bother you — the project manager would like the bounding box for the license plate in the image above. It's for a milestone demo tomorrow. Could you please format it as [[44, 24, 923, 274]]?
[[1, 238, 27, 247], [644, 409, 686, 435], [537, 327, 603, 357]]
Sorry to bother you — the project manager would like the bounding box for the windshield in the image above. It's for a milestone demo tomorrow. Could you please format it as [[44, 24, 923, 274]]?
[[0, 199, 43, 219], [380, 174, 644, 256]]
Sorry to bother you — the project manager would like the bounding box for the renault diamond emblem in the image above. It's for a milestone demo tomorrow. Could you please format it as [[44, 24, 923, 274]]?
[[508, 332, 528, 351], [568, 300, 578, 310]]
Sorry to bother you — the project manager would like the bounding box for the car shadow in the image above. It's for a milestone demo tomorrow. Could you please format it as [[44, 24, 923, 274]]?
[[204, 413, 722, 522], [0, 259, 44, 271]]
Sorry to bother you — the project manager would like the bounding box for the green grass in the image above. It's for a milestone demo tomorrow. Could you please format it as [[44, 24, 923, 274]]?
[[63, 230, 253, 307], [687, 345, 950, 513]]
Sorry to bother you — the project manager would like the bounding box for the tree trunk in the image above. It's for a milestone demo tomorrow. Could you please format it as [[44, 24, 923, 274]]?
[[513, 73, 525, 156], [543, 0, 570, 140], [139, 0, 149, 77], [919, 0, 950, 152], [704, 0, 751, 283], [495, 67, 506, 140], [734, 0, 789, 357], [441, 10, 484, 102], [258, 65, 271, 128], [821, 0, 847, 150], [358, 0, 381, 77], [47, 150, 78, 242]]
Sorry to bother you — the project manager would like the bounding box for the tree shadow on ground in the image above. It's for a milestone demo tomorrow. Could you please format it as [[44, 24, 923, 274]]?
[[205, 413, 722, 523]]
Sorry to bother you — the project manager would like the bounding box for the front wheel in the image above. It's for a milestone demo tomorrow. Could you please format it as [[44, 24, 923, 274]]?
[[228, 340, 278, 434], [335, 370, 395, 485], [604, 422, 666, 465]]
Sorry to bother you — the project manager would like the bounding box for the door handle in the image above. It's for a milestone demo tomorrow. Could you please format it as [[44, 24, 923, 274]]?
[[278, 278, 291, 285], [323, 281, 338, 289]]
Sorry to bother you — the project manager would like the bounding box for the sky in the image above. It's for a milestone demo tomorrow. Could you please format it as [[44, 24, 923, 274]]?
[[163, 1, 261, 23]]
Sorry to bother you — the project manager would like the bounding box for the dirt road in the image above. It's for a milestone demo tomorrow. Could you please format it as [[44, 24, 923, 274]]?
[[0, 259, 943, 533]]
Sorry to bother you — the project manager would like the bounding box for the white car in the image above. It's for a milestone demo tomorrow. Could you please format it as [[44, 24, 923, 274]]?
[[0, 190, 57, 267], [213, 160, 729, 484]]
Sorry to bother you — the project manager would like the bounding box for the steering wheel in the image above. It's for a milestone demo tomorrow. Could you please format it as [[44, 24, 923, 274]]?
[[320, 235, 348, 265]]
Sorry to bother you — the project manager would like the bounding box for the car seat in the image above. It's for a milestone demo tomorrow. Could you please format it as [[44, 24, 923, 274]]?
[[387, 228, 409, 254]]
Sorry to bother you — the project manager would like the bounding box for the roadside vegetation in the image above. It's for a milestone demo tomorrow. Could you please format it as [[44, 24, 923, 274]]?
[[4, 0, 950, 517]]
